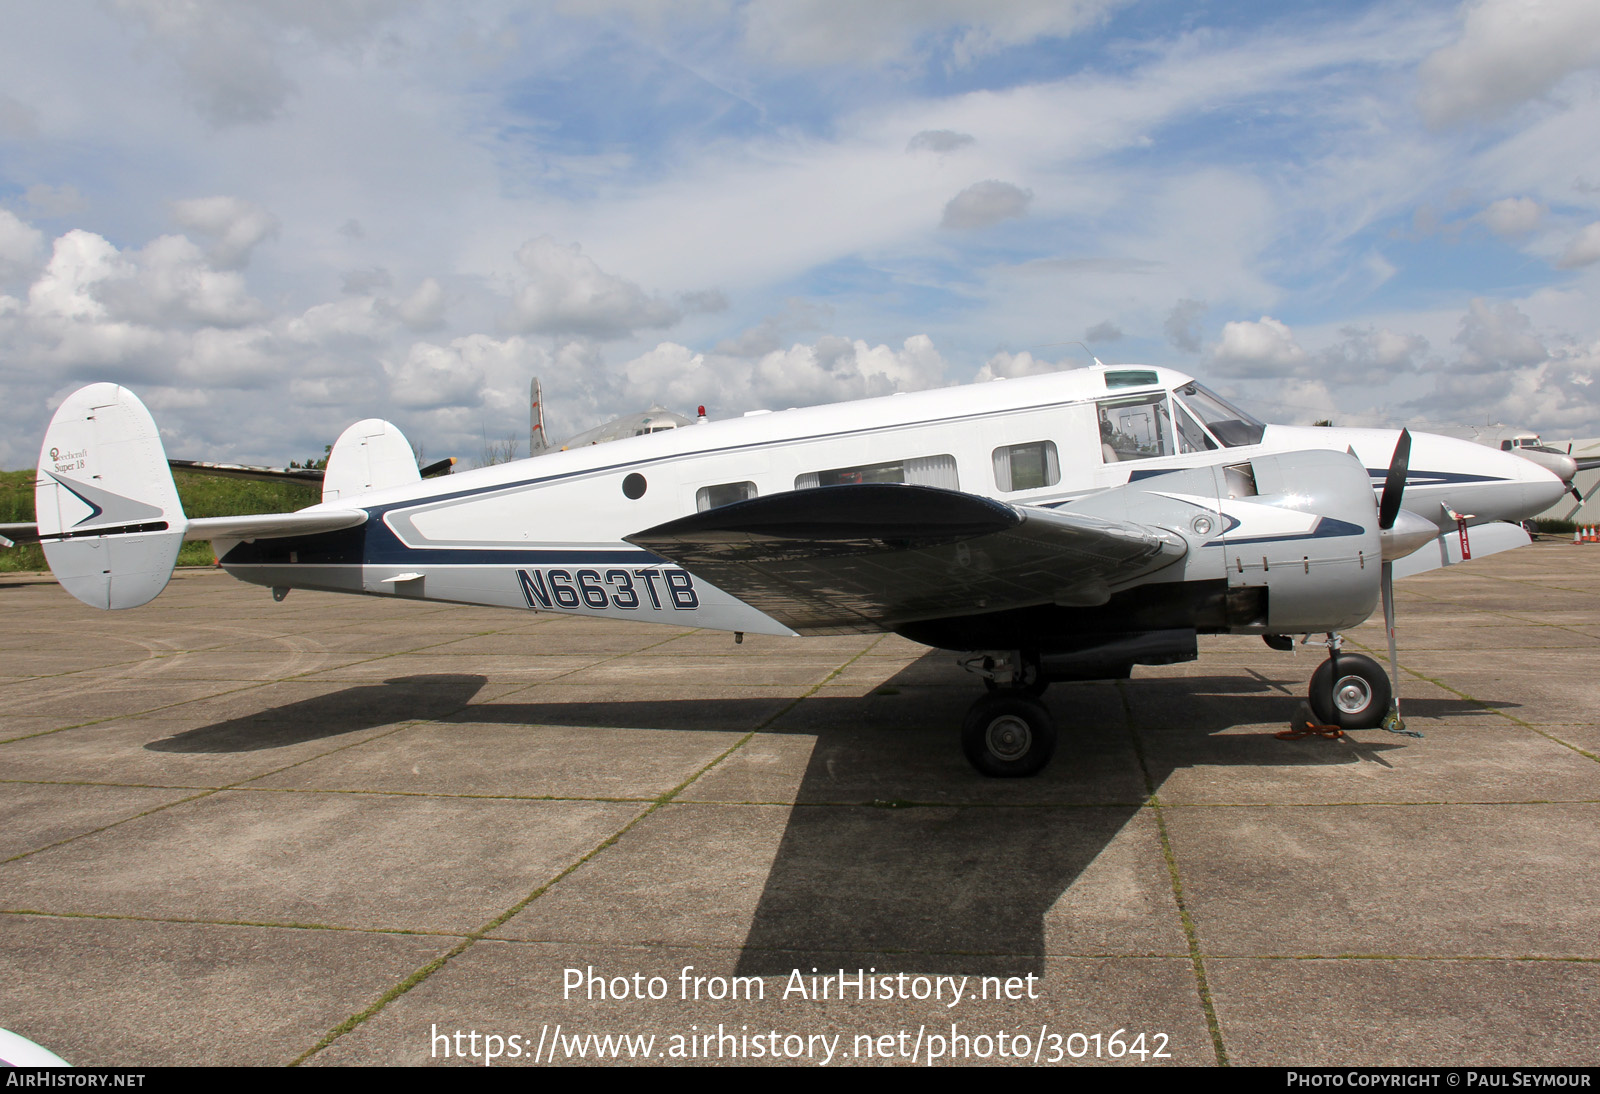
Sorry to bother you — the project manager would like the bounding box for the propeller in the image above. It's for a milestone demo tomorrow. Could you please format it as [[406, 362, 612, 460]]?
[[1378, 430, 1410, 733]]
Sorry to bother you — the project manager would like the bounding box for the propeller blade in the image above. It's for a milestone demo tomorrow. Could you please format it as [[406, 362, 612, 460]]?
[[1382, 559, 1404, 731], [1378, 429, 1412, 531]]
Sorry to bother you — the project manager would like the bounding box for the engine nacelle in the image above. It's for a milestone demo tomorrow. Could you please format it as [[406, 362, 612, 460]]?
[[1218, 449, 1381, 634]]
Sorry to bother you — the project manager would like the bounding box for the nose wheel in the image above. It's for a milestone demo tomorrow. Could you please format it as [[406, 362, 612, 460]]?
[[961, 693, 1056, 777], [1307, 652, 1392, 730]]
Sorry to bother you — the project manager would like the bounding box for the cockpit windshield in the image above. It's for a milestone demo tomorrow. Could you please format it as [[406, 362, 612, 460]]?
[[1173, 382, 1267, 447]]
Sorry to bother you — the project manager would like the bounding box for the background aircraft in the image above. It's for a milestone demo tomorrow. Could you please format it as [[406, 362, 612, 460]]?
[[31, 366, 1564, 776], [1465, 426, 1600, 503]]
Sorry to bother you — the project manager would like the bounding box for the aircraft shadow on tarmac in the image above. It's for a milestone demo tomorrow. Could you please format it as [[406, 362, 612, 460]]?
[[144, 674, 489, 753], [142, 660, 1519, 974]]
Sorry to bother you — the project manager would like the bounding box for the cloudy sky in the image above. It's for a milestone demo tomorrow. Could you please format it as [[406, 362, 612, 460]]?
[[3, 0, 1600, 469]]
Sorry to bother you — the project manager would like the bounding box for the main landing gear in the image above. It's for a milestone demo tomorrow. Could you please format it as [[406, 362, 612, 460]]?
[[958, 652, 1056, 777]]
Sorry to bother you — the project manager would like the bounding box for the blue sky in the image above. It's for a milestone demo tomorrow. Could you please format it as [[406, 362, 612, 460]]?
[[2, 0, 1599, 467]]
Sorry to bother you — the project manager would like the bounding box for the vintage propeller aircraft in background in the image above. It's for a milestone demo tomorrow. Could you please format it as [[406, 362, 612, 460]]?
[[31, 364, 1565, 776]]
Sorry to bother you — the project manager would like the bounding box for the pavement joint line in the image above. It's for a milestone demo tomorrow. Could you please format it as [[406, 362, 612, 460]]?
[[217, 785, 663, 804], [0, 907, 470, 939], [1119, 681, 1229, 1068], [289, 633, 888, 1066], [1374, 660, 1600, 767], [1150, 799, 1600, 808], [1, 788, 219, 865], [472, 936, 1200, 960], [442, 628, 703, 706], [0, 656, 161, 685], [1389, 584, 1600, 640], [0, 679, 294, 746], [1192, 953, 1600, 963], [667, 797, 1157, 808], [228, 631, 691, 790], [3, 716, 440, 862]]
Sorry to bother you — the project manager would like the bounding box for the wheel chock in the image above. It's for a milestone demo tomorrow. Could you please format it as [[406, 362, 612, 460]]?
[[1277, 701, 1345, 740]]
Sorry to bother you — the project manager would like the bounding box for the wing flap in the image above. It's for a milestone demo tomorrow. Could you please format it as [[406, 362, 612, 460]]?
[[627, 484, 1185, 634]]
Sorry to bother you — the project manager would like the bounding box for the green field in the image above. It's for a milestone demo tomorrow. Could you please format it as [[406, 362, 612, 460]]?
[[1, 469, 320, 573]]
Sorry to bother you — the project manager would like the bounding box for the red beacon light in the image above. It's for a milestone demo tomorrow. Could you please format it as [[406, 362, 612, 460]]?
[[696, 405, 708, 424]]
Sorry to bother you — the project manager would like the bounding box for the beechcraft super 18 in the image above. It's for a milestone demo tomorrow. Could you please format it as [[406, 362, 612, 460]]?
[[32, 364, 1566, 776]]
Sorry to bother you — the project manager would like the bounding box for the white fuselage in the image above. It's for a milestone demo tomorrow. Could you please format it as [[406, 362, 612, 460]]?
[[220, 365, 1566, 636]]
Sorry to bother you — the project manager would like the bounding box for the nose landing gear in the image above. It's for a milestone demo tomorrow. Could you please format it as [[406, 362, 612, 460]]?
[[1304, 633, 1419, 736]]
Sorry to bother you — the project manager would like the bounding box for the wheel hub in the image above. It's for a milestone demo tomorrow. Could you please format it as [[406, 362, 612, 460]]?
[[1333, 675, 1372, 714], [986, 715, 1032, 760]]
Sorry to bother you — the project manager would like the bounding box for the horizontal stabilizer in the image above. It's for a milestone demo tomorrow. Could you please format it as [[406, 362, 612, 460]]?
[[628, 483, 1185, 634], [186, 510, 368, 542]]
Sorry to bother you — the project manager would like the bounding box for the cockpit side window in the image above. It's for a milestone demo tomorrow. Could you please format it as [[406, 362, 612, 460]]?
[[1173, 383, 1267, 447], [1096, 393, 1176, 462]]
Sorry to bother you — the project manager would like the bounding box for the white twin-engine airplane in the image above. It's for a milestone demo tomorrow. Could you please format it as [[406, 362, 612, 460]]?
[[34, 365, 1565, 776]]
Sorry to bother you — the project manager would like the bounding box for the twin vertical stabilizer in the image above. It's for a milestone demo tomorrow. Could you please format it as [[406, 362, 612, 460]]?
[[35, 384, 189, 609], [321, 419, 421, 503]]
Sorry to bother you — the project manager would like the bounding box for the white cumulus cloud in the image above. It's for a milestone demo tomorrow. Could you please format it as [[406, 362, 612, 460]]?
[[1210, 316, 1308, 378], [170, 196, 280, 269], [0, 209, 45, 285], [1477, 196, 1544, 238], [623, 334, 948, 414], [506, 236, 681, 339], [1418, 0, 1600, 126], [941, 180, 1033, 230], [1556, 222, 1600, 269], [1453, 297, 1548, 373]]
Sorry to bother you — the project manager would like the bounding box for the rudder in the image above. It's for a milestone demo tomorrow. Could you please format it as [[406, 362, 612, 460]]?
[[35, 384, 189, 609]]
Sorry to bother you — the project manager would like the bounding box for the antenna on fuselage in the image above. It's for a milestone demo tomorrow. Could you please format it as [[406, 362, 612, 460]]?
[[1029, 340, 1101, 367]]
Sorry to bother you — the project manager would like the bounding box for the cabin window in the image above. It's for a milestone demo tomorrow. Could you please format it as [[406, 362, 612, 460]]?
[[992, 441, 1060, 492], [695, 481, 757, 511], [795, 454, 959, 491], [1096, 393, 1175, 462]]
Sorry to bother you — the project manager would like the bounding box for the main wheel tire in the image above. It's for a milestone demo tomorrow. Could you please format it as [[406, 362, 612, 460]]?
[[961, 694, 1057, 777], [1307, 653, 1392, 729]]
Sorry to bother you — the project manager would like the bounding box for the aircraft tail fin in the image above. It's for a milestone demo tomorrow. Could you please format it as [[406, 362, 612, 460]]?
[[35, 384, 190, 610], [321, 419, 421, 503]]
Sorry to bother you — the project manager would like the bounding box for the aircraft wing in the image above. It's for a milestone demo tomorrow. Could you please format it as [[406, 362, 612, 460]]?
[[0, 522, 39, 547], [626, 483, 1187, 635]]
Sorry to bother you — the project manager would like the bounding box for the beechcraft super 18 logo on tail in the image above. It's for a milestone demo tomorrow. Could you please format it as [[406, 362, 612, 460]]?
[[49, 445, 88, 473], [516, 567, 699, 612]]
